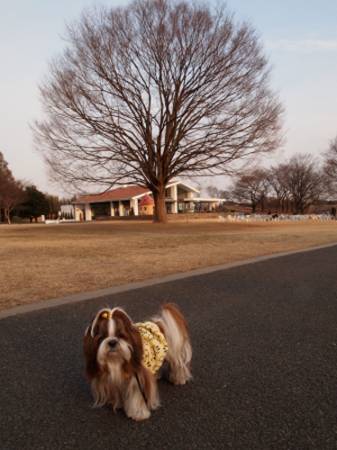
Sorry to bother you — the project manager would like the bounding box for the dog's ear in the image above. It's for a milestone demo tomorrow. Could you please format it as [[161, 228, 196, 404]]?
[[112, 308, 133, 330], [83, 325, 101, 380], [113, 309, 143, 367]]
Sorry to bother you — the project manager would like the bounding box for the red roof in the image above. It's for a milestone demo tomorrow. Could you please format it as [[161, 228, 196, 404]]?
[[75, 186, 149, 203], [140, 195, 154, 206]]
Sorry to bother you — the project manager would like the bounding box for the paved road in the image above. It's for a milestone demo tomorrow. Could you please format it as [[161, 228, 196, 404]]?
[[1, 246, 337, 450]]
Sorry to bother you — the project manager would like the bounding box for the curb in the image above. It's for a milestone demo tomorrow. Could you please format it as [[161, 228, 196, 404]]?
[[1, 241, 337, 320]]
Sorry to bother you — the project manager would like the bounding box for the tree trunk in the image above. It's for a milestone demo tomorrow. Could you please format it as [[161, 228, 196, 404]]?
[[260, 195, 265, 212], [152, 187, 167, 223], [293, 201, 300, 214], [5, 208, 11, 224], [285, 199, 290, 213]]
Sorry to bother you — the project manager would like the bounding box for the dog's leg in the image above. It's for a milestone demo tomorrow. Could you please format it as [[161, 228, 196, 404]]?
[[123, 376, 151, 421], [167, 341, 192, 385], [124, 365, 160, 421]]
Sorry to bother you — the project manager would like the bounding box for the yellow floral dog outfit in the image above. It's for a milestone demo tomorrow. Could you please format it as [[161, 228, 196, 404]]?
[[135, 321, 168, 374]]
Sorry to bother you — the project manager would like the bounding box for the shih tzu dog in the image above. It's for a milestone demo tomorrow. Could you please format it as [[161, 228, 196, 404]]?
[[83, 303, 192, 421]]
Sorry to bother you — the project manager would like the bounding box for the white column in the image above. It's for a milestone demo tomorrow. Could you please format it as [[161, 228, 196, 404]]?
[[110, 202, 115, 217], [132, 198, 139, 216], [172, 184, 178, 214], [119, 201, 124, 216], [84, 203, 92, 221], [75, 206, 85, 221], [74, 206, 80, 221]]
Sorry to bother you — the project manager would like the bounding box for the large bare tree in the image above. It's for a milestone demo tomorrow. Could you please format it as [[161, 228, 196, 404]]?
[[34, 0, 283, 222]]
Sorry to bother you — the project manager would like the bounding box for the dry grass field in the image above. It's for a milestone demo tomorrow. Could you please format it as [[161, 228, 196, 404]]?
[[1, 219, 337, 311]]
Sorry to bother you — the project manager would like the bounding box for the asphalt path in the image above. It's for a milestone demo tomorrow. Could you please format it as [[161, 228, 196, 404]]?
[[1, 246, 337, 450]]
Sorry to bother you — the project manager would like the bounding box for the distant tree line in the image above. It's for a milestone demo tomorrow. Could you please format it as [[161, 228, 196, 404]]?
[[208, 150, 337, 215], [2, 138, 337, 223], [0, 152, 69, 224]]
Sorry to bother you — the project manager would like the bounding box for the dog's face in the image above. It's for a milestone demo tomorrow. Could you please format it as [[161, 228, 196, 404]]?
[[83, 308, 143, 379]]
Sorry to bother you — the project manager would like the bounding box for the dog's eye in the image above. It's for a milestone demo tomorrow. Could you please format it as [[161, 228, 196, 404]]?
[[117, 332, 126, 340], [101, 312, 109, 319]]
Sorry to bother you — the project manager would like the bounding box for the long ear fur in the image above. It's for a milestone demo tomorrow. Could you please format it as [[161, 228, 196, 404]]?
[[113, 309, 144, 367], [83, 324, 101, 380], [91, 373, 120, 409]]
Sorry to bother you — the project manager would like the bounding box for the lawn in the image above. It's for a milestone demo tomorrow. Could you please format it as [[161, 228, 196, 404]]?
[[1, 219, 337, 311]]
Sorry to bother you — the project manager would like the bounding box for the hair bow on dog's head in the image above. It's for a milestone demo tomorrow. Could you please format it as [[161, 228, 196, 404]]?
[[101, 310, 111, 320]]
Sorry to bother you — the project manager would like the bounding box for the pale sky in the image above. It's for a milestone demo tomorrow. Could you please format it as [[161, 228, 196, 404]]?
[[1, 0, 337, 195]]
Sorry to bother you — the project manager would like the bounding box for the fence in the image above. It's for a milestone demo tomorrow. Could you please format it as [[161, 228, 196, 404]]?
[[221, 213, 335, 223]]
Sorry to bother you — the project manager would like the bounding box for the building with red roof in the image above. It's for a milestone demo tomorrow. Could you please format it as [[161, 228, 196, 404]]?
[[73, 181, 225, 220]]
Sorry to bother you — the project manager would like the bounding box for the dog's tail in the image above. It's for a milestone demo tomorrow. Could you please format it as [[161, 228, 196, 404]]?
[[158, 303, 192, 385]]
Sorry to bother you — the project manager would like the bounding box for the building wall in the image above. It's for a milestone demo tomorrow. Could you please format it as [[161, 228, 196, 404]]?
[[139, 204, 154, 215]]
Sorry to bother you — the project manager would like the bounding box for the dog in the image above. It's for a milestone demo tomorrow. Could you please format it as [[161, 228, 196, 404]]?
[[83, 303, 192, 421]]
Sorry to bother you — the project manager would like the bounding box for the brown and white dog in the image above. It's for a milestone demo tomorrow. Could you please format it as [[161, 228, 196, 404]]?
[[83, 303, 192, 421]]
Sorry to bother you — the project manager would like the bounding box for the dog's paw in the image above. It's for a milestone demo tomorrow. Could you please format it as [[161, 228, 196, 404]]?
[[150, 397, 161, 411], [169, 365, 192, 385], [128, 407, 151, 421]]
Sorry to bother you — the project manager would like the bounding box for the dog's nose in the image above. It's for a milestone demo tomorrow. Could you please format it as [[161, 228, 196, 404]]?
[[108, 339, 118, 350]]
